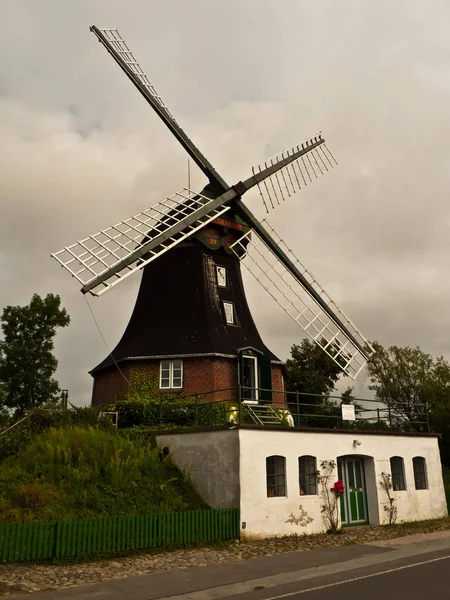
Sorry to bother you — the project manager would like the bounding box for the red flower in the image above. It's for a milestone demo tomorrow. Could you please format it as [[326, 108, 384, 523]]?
[[330, 480, 345, 495]]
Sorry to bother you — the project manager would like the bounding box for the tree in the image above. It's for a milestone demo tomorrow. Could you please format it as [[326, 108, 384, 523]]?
[[366, 341, 450, 433], [0, 294, 70, 417], [340, 386, 356, 405], [285, 339, 344, 427], [0, 384, 10, 430], [285, 339, 342, 397]]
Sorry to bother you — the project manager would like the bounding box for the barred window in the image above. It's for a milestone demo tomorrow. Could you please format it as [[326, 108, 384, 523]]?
[[390, 456, 406, 491], [299, 455, 317, 495], [266, 455, 286, 497], [413, 456, 428, 490]]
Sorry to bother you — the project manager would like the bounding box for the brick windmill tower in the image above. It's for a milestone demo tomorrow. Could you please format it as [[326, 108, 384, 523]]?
[[53, 27, 374, 409]]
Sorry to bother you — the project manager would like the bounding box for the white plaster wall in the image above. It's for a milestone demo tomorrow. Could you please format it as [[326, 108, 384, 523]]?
[[155, 429, 240, 508], [238, 429, 447, 538]]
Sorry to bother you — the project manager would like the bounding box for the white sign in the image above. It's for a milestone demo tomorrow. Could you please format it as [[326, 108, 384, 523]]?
[[341, 404, 356, 421]]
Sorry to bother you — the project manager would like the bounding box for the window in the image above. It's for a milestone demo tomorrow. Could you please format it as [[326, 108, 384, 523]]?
[[390, 457, 406, 491], [160, 359, 183, 389], [266, 455, 286, 497], [413, 456, 428, 490], [216, 266, 227, 288], [299, 455, 317, 495], [223, 302, 235, 325], [241, 354, 259, 401]]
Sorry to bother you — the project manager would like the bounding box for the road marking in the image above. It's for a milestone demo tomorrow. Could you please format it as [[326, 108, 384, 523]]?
[[264, 554, 450, 599], [156, 540, 450, 600]]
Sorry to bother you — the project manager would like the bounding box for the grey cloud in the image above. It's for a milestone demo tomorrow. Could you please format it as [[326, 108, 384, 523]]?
[[2, 0, 450, 405]]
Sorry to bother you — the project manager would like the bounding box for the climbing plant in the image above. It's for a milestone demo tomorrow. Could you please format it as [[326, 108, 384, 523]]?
[[317, 460, 345, 533], [380, 471, 397, 526]]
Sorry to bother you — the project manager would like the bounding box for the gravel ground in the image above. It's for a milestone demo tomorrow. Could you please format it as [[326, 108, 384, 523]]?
[[1, 517, 450, 596]]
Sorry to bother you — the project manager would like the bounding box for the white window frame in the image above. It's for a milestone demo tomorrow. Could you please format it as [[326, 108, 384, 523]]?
[[223, 301, 235, 325], [159, 359, 183, 389], [216, 266, 227, 288], [242, 354, 259, 403]]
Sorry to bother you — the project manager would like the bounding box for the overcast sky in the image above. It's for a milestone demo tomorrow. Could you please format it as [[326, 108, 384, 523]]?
[[2, 0, 450, 405]]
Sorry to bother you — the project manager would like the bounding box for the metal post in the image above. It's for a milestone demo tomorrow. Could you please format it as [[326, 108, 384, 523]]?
[[238, 384, 242, 425], [296, 391, 300, 427], [377, 407, 380, 423], [61, 389, 69, 409], [195, 395, 198, 428], [388, 402, 393, 431]]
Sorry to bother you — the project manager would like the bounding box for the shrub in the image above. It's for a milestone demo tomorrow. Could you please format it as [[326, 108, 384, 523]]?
[[0, 426, 206, 522], [0, 406, 113, 463]]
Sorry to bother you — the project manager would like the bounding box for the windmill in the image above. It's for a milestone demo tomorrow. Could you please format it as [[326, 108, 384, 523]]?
[[52, 26, 374, 408]]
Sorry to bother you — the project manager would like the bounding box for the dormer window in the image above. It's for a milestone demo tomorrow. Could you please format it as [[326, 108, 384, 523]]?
[[223, 302, 235, 325], [216, 266, 227, 288]]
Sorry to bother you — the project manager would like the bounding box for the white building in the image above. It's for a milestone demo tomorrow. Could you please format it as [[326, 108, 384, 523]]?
[[155, 426, 447, 538]]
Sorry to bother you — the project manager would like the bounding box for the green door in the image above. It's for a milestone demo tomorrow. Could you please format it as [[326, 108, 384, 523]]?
[[338, 457, 368, 526]]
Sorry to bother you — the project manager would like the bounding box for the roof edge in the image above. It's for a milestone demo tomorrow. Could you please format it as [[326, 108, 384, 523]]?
[[90, 353, 285, 375]]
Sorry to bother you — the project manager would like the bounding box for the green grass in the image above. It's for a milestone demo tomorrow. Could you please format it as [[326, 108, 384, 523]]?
[[0, 426, 206, 522]]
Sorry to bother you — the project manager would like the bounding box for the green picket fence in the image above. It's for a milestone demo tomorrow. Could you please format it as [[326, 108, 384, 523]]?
[[0, 508, 240, 564]]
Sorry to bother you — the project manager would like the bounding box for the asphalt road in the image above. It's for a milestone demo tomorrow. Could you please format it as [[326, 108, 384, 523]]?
[[231, 548, 450, 600], [12, 532, 450, 600]]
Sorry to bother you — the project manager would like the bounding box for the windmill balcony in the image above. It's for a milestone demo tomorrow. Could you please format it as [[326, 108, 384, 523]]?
[[129, 386, 430, 434]]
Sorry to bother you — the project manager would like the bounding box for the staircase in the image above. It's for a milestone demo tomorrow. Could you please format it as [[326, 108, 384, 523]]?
[[243, 404, 284, 426]]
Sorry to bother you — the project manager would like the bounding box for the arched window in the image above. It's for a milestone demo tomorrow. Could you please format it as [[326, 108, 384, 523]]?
[[298, 455, 317, 495], [413, 457, 428, 490], [266, 455, 286, 497], [390, 456, 406, 491]]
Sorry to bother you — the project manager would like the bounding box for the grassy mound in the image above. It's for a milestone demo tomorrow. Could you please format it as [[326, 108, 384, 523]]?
[[0, 426, 206, 522]]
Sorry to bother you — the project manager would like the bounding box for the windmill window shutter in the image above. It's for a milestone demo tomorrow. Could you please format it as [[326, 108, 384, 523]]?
[[259, 354, 273, 403]]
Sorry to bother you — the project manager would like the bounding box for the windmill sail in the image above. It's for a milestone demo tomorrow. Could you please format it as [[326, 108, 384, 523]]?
[[51, 133, 337, 297], [251, 139, 337, 213], [54, 25, 374, 378], [90, 26, 227, 191], [52, 188, 234, 296], [230, 219, 374, 378]]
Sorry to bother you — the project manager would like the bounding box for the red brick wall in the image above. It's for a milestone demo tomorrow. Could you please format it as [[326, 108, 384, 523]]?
[[91, 361, 158, 408], [271, 364, 287, 407], [91, 357, 286, 408], [183, 357, 238, 401]]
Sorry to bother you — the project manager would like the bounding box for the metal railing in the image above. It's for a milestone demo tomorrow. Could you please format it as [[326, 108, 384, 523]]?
[[145, 385, 430, 433]]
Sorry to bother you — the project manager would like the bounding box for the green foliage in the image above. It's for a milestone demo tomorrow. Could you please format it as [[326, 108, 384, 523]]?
[[367, 342, 450, 429], [0, 294, 70, 417], [285, 340, 347, 428], [0, 405, 113, 464], [367, 342, 450, 462], [109, 371, 234, 429], [0, 426, 206, 522], [317, 460, 341, 533], [285, 339, 342, 397]]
